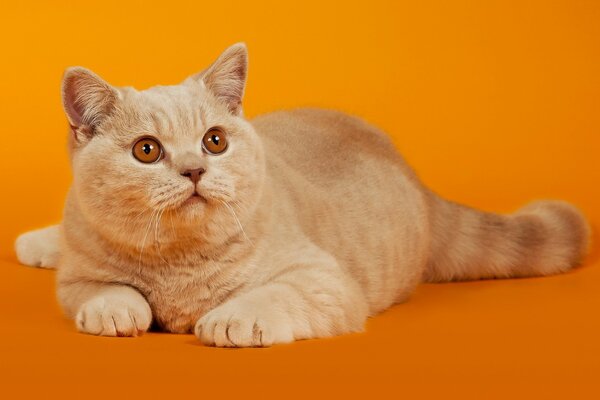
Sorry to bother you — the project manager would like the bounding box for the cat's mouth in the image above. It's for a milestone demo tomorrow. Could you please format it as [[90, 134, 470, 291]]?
[[182, 190, 207, 206]]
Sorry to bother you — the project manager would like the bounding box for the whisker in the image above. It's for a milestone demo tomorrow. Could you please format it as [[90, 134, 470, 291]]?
[[220, 200, 254, 247], [138, 208, 158, 269], [154, 207, 162, 244], [168, 209, 177, 239], [154, 207, 171, 267]]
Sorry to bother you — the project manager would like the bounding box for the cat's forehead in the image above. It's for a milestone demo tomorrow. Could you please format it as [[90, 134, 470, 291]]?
[[113, 83, 216, 141]]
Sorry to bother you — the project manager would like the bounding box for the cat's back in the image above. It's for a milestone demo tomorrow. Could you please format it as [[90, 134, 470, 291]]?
[[251, 108, 408, 179]]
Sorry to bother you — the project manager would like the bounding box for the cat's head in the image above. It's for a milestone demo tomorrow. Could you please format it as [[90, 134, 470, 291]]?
[[62, 44, 265, 248]]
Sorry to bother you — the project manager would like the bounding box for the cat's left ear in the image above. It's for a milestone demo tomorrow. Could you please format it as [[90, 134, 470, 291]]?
[[190, 43, 248, 115]]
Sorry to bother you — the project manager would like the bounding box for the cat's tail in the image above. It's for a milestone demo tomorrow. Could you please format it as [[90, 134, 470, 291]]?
[[423, 194, 591, 282]]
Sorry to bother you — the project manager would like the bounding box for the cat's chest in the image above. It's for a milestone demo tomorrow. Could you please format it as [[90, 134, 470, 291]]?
[[127, 261, 245, 333]]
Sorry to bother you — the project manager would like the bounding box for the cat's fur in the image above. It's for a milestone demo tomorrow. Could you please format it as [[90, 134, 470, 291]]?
[[15, 43, 591, 346]]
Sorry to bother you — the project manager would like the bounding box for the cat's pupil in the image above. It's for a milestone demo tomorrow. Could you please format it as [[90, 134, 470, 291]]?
[[212, 135, 220, 145], [143, 144, 153, 154]]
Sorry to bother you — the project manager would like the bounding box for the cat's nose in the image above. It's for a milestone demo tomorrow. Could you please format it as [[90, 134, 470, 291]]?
[[180, 167, 206, 184]]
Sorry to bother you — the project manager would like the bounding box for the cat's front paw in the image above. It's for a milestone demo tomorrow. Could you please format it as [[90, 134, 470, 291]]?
[[194, 302, 294, 347], [15, 225, 61, 268], [76, 295, 152, 337]]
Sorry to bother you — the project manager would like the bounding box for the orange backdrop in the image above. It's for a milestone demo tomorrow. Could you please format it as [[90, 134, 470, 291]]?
[[1, 0, 599, 398]]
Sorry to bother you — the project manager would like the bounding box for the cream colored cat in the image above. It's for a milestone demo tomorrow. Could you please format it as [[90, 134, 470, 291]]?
[[15, 43, 591, 346]]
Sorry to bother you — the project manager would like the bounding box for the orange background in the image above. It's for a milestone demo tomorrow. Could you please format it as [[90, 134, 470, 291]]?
[[1, 0, 599, 398]]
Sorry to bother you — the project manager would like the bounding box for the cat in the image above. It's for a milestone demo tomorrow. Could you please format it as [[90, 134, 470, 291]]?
[[15, 43, 591, 347]]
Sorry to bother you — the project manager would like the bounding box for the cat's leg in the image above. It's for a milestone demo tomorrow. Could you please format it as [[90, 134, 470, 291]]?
[[15, 225, 61, 268], [58, 280, 152, 337], [194, 251, 368, 347]]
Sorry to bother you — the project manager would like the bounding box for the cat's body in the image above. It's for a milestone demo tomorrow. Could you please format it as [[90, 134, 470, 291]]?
[[15, 44, 590, 346]]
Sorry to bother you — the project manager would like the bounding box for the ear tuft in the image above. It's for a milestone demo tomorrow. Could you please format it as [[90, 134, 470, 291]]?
[[195, 43, 248, 115], [62, 67, 118, 134]]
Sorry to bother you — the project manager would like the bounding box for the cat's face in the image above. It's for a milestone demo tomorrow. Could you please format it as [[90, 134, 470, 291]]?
[[62, 44, 264, 248]]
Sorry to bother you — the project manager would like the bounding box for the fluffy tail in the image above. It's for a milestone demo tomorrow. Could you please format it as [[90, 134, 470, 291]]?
[[423, 194, 591, 282]]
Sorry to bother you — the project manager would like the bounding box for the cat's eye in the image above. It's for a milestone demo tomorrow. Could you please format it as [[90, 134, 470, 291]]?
[[132, 137, 163, 163], [202, 128, 228, 155]]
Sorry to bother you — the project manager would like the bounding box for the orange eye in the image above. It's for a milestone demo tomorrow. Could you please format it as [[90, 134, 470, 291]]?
[[132, 137, 163, 163], [202, 128, 228, 155]]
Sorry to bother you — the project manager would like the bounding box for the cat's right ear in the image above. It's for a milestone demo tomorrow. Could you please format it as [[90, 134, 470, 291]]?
[[61, 67, 118, 140]]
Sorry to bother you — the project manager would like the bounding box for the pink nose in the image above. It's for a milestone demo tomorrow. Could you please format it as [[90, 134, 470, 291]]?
[[180, 168, 206, 184]]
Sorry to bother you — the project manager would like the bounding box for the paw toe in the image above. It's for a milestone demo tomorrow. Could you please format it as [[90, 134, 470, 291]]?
[[76, 297, 150, 337]]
